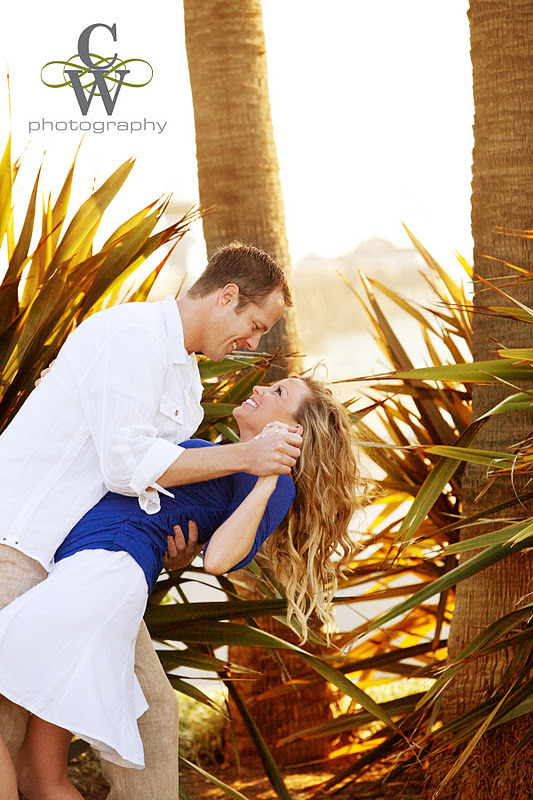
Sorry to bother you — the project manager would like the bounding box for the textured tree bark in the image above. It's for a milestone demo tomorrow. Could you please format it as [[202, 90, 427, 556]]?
[[183, 0, 302, 376], [424, 3, 533, 798], [226, 611, 336, 768], [183, 0, 333, 767]]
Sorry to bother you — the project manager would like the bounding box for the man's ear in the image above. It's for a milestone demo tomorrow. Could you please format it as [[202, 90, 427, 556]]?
[[218, 284, 240, 307]]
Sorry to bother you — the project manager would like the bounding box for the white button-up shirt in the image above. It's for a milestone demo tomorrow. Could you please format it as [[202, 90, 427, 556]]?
[[0, 296, 204, 571]]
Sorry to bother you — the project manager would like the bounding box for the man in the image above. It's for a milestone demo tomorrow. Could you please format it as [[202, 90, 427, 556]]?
[[0, 242, 302, 799]]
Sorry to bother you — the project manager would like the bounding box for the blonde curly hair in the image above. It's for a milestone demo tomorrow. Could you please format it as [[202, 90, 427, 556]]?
[[261, 377, 373, 641]]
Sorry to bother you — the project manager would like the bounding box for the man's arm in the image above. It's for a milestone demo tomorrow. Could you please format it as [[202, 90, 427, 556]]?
[[36, 342, 185, 512], [61, 320, 187, 512], [38, 345, 302, 498], [157, 424, 302, 487]]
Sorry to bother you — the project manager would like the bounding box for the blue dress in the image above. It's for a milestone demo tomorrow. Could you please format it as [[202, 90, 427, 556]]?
[[55, 439, 296, 592], [0, 439, 295, 769]]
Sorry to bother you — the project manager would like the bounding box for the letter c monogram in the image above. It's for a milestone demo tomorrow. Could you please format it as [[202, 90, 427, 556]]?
[[77, 23, 118, 70]]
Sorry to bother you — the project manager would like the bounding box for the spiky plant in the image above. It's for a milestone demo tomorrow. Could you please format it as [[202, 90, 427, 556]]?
[[1, 132, 396, 800], [272, 232, 533, 798], [223, 228, 474, 794], [0, 133, 203, 430]]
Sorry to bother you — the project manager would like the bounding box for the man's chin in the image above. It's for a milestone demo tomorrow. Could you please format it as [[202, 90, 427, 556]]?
[[210, 345, 236, 361], [206, 349, 226, 362]]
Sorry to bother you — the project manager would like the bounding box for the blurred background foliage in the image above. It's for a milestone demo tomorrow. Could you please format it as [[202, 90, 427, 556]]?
[[0, 133, 201, 431]]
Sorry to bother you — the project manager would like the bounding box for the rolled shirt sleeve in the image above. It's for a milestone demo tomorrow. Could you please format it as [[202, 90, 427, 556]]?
[[71, 320, 189, 513], [130, 438, 184, 513]]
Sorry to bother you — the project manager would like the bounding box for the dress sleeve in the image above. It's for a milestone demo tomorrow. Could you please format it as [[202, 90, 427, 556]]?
[[206, 473, 295, 573]]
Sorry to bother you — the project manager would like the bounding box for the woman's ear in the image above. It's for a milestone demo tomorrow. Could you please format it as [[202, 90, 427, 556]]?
[[295, 423, 304, 437]]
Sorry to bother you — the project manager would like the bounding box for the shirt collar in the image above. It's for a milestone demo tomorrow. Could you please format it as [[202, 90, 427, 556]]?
[[161, 296, 190, 365]]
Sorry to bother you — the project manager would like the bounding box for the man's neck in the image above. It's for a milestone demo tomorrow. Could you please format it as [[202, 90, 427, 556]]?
[[176, 295, 205, 354]]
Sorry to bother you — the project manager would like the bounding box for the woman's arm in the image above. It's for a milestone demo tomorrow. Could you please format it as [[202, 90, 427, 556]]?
[[202, 475, 279, 574]]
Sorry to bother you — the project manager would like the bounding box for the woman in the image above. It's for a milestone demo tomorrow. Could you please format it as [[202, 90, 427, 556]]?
[[0, 376, 370, 800]]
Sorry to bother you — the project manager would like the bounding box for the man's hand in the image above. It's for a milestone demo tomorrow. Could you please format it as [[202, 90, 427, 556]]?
[[243, 422, 303, 476], [162, 520, 203, 571]]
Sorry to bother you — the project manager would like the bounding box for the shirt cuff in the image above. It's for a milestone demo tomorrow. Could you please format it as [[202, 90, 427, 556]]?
[[138, 483, 175, 515], [129, 438, 185, 514]]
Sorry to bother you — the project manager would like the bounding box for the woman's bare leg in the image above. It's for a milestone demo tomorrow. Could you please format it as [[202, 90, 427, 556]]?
[[16, 715, 83, 800], [0, 729, 18, 799]]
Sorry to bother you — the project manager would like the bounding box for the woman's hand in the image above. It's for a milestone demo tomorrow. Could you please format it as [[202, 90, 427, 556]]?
[[163, 520, 203, 571], [255, 474, 280, 492], [254, 421, 303, 439]]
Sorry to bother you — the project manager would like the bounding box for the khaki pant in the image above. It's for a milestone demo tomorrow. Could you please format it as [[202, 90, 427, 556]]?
[[0, 545, 179, 799]]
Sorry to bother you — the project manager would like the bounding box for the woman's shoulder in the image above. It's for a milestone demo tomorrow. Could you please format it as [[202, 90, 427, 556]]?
[[230, 471, 295, 502], [273, 474, 296, 503]]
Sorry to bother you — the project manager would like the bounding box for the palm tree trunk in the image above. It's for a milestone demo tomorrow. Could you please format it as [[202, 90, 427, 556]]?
[[183, 0, 301, 376], [227, 616, 336, 768], [424, 3, 533, 797], [183, 0, 333, 767]]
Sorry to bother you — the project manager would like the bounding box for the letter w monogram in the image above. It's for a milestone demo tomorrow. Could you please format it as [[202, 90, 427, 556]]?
[[66, 68, 130, 116]]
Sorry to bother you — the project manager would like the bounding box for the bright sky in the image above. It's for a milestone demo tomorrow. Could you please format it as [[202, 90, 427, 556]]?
[[0, 1, 473, 269]]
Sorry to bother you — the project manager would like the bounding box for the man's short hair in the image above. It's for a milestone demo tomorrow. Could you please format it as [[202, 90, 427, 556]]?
[[187, 241, 293, 309]]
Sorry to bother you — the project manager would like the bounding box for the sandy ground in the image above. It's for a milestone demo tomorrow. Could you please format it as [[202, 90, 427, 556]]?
[[68, 754, 337, 800], [68, 752, 423, 799]]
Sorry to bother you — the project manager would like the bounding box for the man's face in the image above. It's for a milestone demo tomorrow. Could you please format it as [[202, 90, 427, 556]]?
[[203, 286, 285, 362]]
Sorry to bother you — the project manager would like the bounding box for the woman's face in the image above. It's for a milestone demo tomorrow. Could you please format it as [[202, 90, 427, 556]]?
[[233, 378, 310, 440]]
